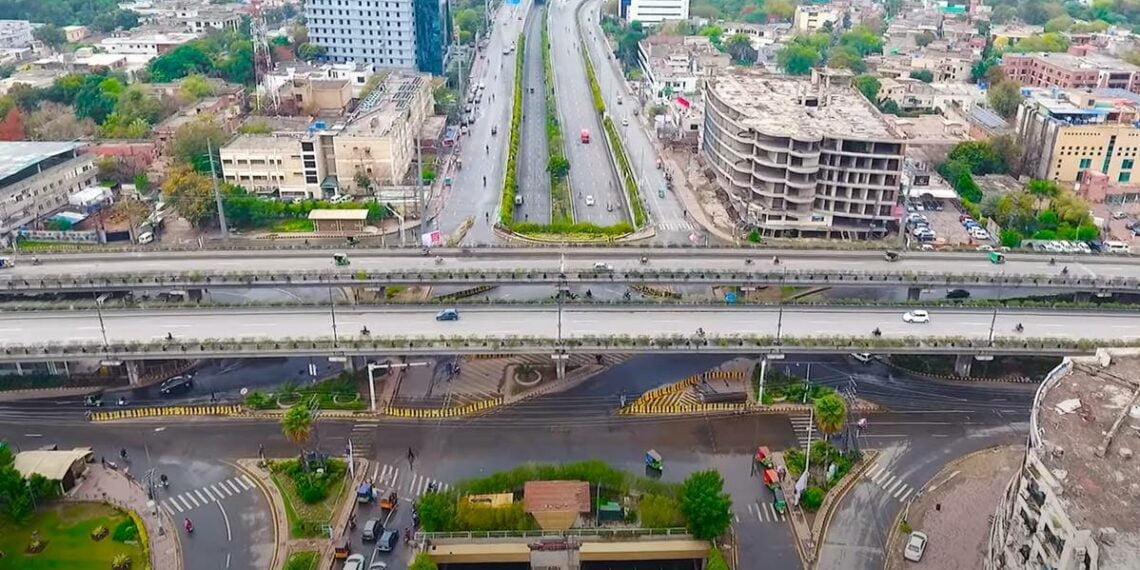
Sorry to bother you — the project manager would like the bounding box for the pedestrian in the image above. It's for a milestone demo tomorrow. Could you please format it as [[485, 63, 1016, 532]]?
[[100, 456, 105, 467]]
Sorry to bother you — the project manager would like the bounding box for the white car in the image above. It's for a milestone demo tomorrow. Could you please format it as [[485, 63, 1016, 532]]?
[[902, 310, 930, 324], [904, 531, 928, 562], [621, 118, 629, 126], [344, 554, 367, 570], [850, 353, 873, 363], [585, 195, 595, 206], [971, 230, 991, 241]]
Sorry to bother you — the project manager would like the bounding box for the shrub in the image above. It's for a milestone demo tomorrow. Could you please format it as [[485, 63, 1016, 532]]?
[[111, 519, 138, 542], [409, 552, 439, 570], [91, 525, 109, 540], [112, 553, 132, 570], [245, 391, 274, 410], [707, 548, 730, 570], [639, 494, 684, 528], [454, 501, 534, 531], [801, 486, 825, 511]]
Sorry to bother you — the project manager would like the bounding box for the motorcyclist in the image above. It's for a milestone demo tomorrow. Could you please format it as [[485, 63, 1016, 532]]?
[[745, 258, 753, 265], [1061, 266, 1069, 275], [184, 518, 193, 533], [485, 144, 489, 154], [872, 327, 882, 336], [1015, 323, 1024, 332], [772, 256, 780, 264], [166, 332, 174, 341], [120, 448, 128, 460], [483, 176, 487, 186], [361, 326, 370, 336], [696, 327, 705, 337], [160, 474, 168, 487]]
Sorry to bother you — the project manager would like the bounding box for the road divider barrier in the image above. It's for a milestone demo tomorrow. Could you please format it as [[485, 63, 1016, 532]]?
[[383, 396, 503, 419], [88, 404, 243, 422], [621, 370, 745, 415], [631, 284, 681, 299]]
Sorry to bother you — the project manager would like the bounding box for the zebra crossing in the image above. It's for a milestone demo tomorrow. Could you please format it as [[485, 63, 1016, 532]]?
[[789, 414, 815, 450], [862, 462, 915, 503], [744, 500, 786, 524], [349, 422, 378, 458], [160, 475, 255, 516], [371, 463, 450, 498], [658, 220, 694, 232]]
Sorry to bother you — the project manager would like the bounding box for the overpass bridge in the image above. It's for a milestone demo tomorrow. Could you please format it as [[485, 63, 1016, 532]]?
[[0, 305, 1129, 363], [2, 248, 1140, 294]]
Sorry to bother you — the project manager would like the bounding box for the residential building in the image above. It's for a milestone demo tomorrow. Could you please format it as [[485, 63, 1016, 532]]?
[[1014, 88, 1140, 183], [99, 32, 201, 59], [989, 23, 1044, 49], [413, 0, 451, 75], [636, 35, 730, 100], [0, 142, 98, 239], [620, 0, 689, 24], [987, 351, 1140, 570], [221, 72, 433, 200], [30, 49, 131, 75], [1074, 169, 1140, 205], [62, 26, 89, 43], [1001, 52, 1140, 94], [701, 70, 905, 237], [0, 70, 62, 96], [173, 7, 242, 33], [0, 20, 34, 49], [793, 4, 840, 34], [264, 62, 379, 102], [876, 78, 984, 112], [304, 0, 417, 69], [278, 77, 355, 116], [153, 93, 247, 151]]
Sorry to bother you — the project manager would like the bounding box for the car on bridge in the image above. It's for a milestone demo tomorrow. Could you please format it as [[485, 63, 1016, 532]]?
[[586, 195, 595, 206], [436, 308, 460, 321], [902, 310, 930, 324], [159, 375, 193, 396]]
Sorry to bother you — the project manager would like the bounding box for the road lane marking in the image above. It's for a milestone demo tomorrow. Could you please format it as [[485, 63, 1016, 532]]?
[[872, 469, 889, 485], [202, 487, 217, 501], [164, 504, 176, 516], [879, 474, 896, 488], [211, 484, 227, 498], [239, 475, 254, 489], [886, 479, 904, 495], [183, 494, 199, 508], [218, 502, 232, 542], [222, 479, 240, 494], [194, 489, 209, 504], [900, 488, 914, 502], [863, 465, 882, 479], [893, 484, 910, 499]]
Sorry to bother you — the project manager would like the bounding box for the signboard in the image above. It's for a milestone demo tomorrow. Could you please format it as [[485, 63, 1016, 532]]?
[[421, 230, 443, 247], [724, 292, 737, 304]]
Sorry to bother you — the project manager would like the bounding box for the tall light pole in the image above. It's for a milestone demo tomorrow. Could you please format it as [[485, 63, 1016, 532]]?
[[987, 273, 1004, 346], [206, 139, 229, 241], [93, 293, 109, 349], [328, 287, 339, 346], [775, 265, 787, 345]]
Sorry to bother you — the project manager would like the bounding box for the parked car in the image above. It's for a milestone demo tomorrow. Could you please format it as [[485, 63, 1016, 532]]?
[[850, 353, 873, 363], [158, 375, 193, 396], [902, 310, 930, 324], [344, 554, 367, 570], [904, 531, 929, 562], [376, 529, 399, 553]]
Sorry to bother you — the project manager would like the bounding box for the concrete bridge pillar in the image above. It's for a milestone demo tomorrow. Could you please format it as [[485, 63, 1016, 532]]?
[[345, 356, 363, 373], [126, 361, 142, 386], [907, 287, 922, 301], [553, 352, 568, 380], [1074, 291, 1092, 303], [954, 354, 973, 378]]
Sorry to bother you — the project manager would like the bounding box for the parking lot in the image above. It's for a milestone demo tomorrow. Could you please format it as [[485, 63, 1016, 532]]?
[[905, 199, 996, 248]]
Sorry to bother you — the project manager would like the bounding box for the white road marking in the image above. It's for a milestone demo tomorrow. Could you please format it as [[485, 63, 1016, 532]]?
[[194, 489, 209, 503], [239, 475, 254, 489], [880, 474, 897, 489], [183, 494, 199, 508], [900, 488, 914, 502], [218, 502, 232, 541], [863, 464, 882, 479], [893, 483, 910, 500], [211, 484, 227, 498], [202, 487, 217, 502], [886, 479, 904, 495]]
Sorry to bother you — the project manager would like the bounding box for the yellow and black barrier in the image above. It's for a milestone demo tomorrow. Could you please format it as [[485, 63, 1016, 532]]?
[[88, 404, 244, 422], [383, 396, 503, 419], [469, 353, 513, 360], [619, 401, 753, 416]]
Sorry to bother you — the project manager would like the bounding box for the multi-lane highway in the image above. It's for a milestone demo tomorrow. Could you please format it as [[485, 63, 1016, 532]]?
[[2, 305, 1137, 347], [516, 7, 552, 224]]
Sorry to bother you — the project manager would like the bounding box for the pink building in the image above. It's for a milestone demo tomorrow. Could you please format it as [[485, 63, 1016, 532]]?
[[1001, 51, 1140, 93]]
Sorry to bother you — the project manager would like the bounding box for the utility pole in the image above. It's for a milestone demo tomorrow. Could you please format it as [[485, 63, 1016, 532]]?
[[93, 293, 109, 350], [207, 139, 229, 241], [328, 287, 339, 346]]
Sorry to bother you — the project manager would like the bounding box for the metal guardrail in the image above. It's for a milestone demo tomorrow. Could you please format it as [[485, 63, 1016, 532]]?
[[417, 527, 691, 540], [3, 268, 1139, 293]]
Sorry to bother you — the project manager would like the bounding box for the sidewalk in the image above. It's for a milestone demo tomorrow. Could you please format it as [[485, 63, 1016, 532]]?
[[69, 464, 182, 570]]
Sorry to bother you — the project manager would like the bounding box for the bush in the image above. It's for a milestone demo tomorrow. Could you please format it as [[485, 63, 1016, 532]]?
[[801, 486, 825, 511], [416, 491, 458, 532], [111, 519, 138, 542], [707, 548, 730, 570], [639, 494, 684, 528], [409, 552, 439, 570], [455, 501, 535, 531], [272, 457, 347, 505], [245, 391, 275, 410], [283, 551, 319, 570]]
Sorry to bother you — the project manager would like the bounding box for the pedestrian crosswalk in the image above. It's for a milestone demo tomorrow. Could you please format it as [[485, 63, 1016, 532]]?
[[789, 414, 815, 450], [370, 463, 450, 499], [349, 422, 378, 458], [160, 475, 255, 516], [658, 220, 693, 232], [744, 500, 786, 524], [862, 462, 915, 503]]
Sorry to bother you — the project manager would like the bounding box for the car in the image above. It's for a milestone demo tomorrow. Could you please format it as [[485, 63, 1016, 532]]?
[[850, 353, 873, 363], [368, 562, 388, 570], [902, 310, 930, 323], [503, 47, 511, 55], [592, 262, 614, 272], [1112, 211, 1128, 219], [904, 531, 929, 562], [946, 289, 970, 299], [376, 529, 399, 553], [344, 554, 367, 570], [585, 195, 595, 206], [1087, 240, 1104, 252], [911, 227, 933, 237], [658, 188, 665, 198], [329, 194, 351, 204], [971, 230, 991, 241], [621, 118, 629, 126], [362, 519, 381, 541], [907, 213, 928, 223], [158, 375, 193, 396], [436, 308, 459, 321], [137, 231, 154, 244]]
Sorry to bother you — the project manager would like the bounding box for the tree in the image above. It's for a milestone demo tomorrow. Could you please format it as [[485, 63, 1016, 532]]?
[[827, 46, 865, 73], [24, 102, 97, 140], [179, 74, 216, 100], [1044, 15, 1074, 32], [33, 25, 67, 48], [134, 173, 150, 192], [914, 31, 936, 47], [409, 553, 439, 570], [990, 133, 1023, 175], [0, 107, 24, 141], [296, 42, 327, 62], [999, 228, 1023, 248], [678, 470, 732, 540], [766, 0, 796, 20], [162, 166, 215, 226], [948, 140, 1007, 175], [416, 491, 457, 532], [853, 75, 881, 103], [1027, 179, 1061, 200], [169, 115, 227, 173], [149, 44, 213, 82], [813, 393, 847, 435], [725, 34, 758, 65], [1006, 32, 1069, 53], [354, 171, 373, 192], [879, 98, 901, 115], [839, 25, 883, 56], [547, 156, 570, 180], [988, 80, 1023, 119], [777, 44, 820, 75], [280, 403, 313, 451], [909, 69, 934, 83], [801, 486, 825, 510], [73, 81, 118, 124]]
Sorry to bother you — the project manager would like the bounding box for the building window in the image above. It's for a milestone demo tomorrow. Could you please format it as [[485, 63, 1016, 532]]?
[[1079, 158, 1092, 169], [1124, 159, 1134, 170], [1121, 172, 1131, 182]]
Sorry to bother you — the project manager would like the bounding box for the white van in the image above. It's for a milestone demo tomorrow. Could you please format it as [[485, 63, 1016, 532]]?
[[1105, 240, 1132, 254], [137, 232, 154, 244]]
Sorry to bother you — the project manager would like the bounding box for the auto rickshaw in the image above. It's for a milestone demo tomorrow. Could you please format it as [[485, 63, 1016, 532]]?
[[333, 540, 351, 560], [884, 250, 901, 262], [645, 449, 663, 472], [988, 251, 1006, 264], [334, 253, 350, 266], [356, 482, 374, 503], [754, 446, 773, 470]]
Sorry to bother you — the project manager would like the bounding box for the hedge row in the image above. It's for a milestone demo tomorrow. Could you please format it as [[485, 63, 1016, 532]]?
[[542, 10, 573, 225], [602, 114, 648, 227], [499, 33, 527, 226]]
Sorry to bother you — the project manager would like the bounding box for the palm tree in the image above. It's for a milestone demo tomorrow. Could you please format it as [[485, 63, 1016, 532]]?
[[280, 402, 313, 451], [813, 393, 847, 436]]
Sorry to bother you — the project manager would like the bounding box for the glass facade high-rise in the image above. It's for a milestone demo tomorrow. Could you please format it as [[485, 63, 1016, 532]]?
[[413, 0, 451, 75]]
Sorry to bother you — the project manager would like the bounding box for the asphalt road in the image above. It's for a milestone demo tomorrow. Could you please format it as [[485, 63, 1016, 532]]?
[[3, 305, 1135, 346], [549, 0, 625, 225], [431, 1, 533, 243], [6, 248, 1136, 282], [576, 0, 693, 242], [516, 7, 552, 224]]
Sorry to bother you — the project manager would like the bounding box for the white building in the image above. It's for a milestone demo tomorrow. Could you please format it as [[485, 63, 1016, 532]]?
[[303, 0, 417, 69], [0, 20, 34, 49], [100, 32, 200, 58], [622, 0, 689, 24], [636, 35, 730, 100], [793, 5, 841, 34]]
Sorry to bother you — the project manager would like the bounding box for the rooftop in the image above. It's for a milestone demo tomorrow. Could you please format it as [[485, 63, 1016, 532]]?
[[707, 72, 902, 141], [223, 134, 298, 152], [308, 209, 368, 221], [1006, 51, 1140, 73], [523, 480, 590, 513], [0, 142, 83, 183], [1038, 357, 1140, 569], [14, 448, 93, 482]]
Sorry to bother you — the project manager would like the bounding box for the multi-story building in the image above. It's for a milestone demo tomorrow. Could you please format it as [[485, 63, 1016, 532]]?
[[264, 62, 379, 101], [636, 35, 730, 100], [1014, 88, 1140, 183], [221, 72, 433, 200], [1001, 52, 1140, 94], [62, 26, 89, 43], [0, 142, 98, 239], [792, 4, 840, 34], [304, 0, 447, 72], [987, 350, 1140, 570], [619, 0, 689, 24], [99, 32, 201, 59], [876, 78, 984, 112], [0, 20, 34, 49], [701, 70, 905, 237]]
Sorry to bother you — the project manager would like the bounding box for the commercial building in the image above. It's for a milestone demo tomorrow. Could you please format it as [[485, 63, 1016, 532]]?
[[0, 20, 34, 49], [0, 142, 98, 239], [1001, 52, 1140, 94], [301, 0, 450, 74], [793, 5, 841, 34], [988, 350, 1140, 570], [636, 35, 730, 100], [1014, 88, 1140, 183], [619, 0, 689, 24], [701, 70, 905, 237], [221, 72, 433, 200]]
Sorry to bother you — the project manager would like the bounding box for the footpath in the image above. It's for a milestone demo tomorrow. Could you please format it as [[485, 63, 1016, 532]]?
[[69, 464, 182, 570]]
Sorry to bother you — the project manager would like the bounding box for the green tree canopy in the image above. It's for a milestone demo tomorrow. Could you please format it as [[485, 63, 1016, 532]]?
[[988, 80, 1024, 118], [853, 74, 881, 103], [170, 115, 227, 173], [409, 553, 440, 570], [161, 166, 215, 226], [33, 25, 67, 47], [909, 69, 934, 83], [1006, 32, 1069, 52], [149, 44, 213, 82], [678, 470, 732, 540], [948, 140, 1008, 175], [813, 393, 847, 435], [777, 44, 821, 75], [281, 403, 313, 449]]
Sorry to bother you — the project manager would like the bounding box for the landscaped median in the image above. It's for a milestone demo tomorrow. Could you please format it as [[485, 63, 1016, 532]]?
[[542, 9, 572, 225], [498, 32, 526, 227], [267, 456, 349, 539]]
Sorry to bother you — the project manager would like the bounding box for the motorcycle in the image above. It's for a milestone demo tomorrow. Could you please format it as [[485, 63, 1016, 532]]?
[[159, 474, 169, 488], [361, 327, 370, 336], [745, 258, 753, 265], [640, 256, 648, 265], [184, 518, 193, 533], [434, 256, 444, 265], [772, 256, 780, 265], [872, 328, 882, 337], [1015, 323, 1024, 333]]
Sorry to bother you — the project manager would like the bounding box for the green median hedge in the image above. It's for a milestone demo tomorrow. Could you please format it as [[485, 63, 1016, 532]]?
[[499, 33, 526, 226]]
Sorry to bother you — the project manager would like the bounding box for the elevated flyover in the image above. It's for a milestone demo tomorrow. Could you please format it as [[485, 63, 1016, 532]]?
[[1, 247, 1138, 294], [0, 305, 1131, 362]]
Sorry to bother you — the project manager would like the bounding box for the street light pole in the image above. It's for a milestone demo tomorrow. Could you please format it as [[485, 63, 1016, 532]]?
[[328, 287, 339, 346], [775, 266, 786, 345], [93, 293, 109, 349], [987, 273, 1004, 346], [366, 360, 429, 412]]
